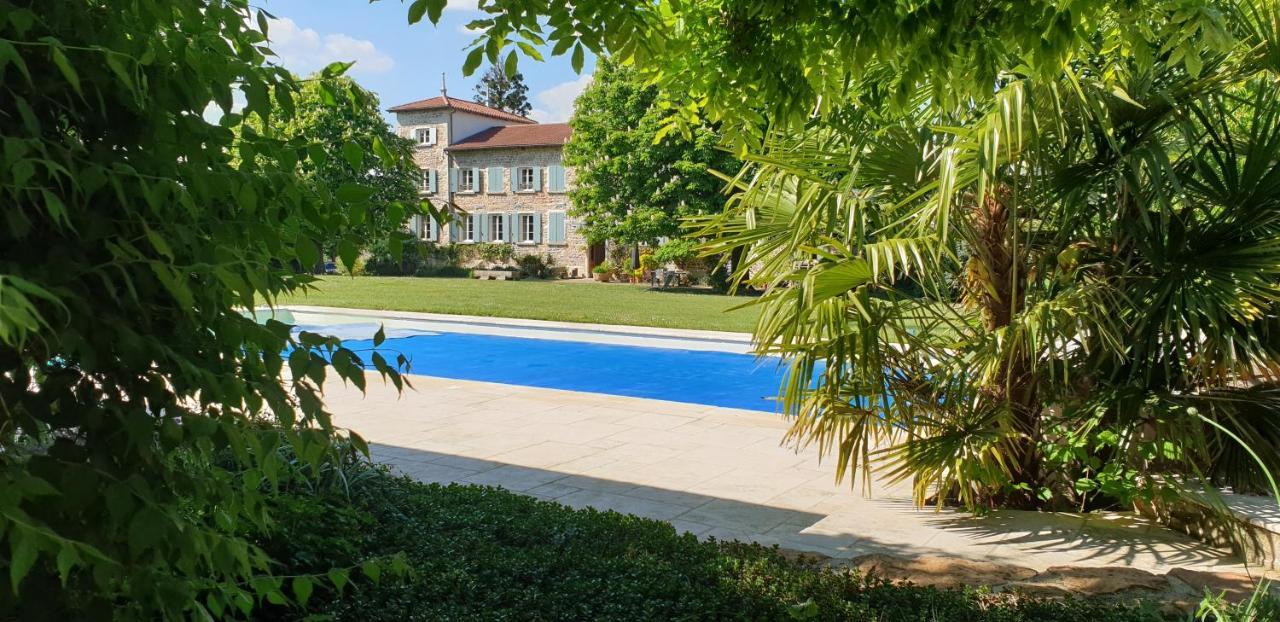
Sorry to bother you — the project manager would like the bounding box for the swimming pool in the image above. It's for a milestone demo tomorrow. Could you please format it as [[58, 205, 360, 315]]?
[[323, 327, 788, 412]]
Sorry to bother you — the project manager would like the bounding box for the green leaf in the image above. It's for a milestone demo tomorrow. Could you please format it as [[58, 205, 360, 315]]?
[[328, 568, 349, 593], [48, 45, 81, 95], [9, 531, 37, 594], [342, 141, 364, 170], [338, 239, 357, 272], [373, 325, 386, 347], [371, 135, 392, 165], [361, 560, 382, 584], [321, 61, 355, 78], [291, 576, 314, 606], [463, 47, 485, 76], [407, 0, 430, 24], [504, 50, 519, 78], [336, 183, 374, 204], [571, 43, 585, 74]]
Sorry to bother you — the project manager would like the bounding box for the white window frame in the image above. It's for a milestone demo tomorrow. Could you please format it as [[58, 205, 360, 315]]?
[[418, 168, 431, 193], [516, 167, 535, 192], [489, 214, 506, 242], [415, 127, 436, 146], [519, 213, 536, 244], [459, 168, 476, 193], [464, 216, 476, 243]]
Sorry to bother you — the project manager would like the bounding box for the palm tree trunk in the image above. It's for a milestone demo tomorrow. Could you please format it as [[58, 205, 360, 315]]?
[[971, 191, 1042, 506]]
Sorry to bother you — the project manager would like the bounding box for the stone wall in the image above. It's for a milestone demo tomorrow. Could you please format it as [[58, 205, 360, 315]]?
[[393, 110, 590, 277], [443, 146, 587, 277]]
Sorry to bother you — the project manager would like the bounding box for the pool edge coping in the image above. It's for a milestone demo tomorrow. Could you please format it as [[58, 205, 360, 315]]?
[[274, 305, 757, 347]]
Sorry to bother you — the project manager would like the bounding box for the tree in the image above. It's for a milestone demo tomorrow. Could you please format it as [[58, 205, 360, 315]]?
[[473, 64, 531, 116], [270, 75, 419, 262], [689, 6, 1280, 509], [0, 0, 415, 617], [413, 0, 1280, 510], [564, 57, 737, 245]]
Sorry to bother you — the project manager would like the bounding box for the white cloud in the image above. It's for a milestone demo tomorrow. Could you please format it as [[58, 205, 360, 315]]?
[[264, 17, 394, 76], [446, 0, 480, 10], [528, 74, 593, 123]]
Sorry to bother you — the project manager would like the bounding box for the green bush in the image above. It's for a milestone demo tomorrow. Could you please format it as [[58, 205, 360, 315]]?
[[253, 470, 1175, 622], [516, 253, 556, 279]]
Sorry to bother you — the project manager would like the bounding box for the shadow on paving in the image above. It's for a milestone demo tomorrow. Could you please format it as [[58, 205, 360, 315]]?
[[367, 443, 1241, 571]]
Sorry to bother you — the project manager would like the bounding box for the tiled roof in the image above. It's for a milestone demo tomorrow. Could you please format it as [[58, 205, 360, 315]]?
[[447, 123, 572, 151], [386, 95, 536, 124]]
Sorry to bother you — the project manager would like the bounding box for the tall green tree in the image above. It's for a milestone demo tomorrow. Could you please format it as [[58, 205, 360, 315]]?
[[273, 76, 419, 261], [0, 0, 414, 617], [473, 64, 531, 116], [564, 57, 737, 245]]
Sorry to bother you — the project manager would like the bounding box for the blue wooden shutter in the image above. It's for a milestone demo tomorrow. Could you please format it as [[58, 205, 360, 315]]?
[[504, 213, 515, 243], [532, 212, 542, 243], [548, 165, 563, 192], [531, 167, 541, 192], [428, 169, 437, 193], [549, 210, 566, 244], [428, 216, 439, 241], [449, 219, 459, 242], [488, 167, 503, 193], [471, 168, 482, 192], [477, 213, 488, 242], [449, 168, 459, 192]]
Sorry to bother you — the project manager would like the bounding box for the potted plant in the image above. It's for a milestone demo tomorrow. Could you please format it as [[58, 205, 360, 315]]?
[[629, 267, 644, 284], [592, 261, 613, 282]]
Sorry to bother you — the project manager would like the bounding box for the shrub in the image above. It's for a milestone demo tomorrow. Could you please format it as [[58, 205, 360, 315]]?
[[653, 238, 700, 267], [593, 261, 613, 275], [254, 471, 1179, 622], [516, 253, 556, 279]]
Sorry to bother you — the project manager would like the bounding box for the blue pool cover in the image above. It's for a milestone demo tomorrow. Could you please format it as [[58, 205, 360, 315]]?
[[334, 331, 788, 412]]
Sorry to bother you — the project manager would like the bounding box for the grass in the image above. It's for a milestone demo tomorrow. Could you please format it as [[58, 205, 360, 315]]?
[[279, 276, 762, 332]]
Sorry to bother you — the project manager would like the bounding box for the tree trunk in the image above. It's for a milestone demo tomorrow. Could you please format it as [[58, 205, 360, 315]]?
[[971, 190, 1042, 506]]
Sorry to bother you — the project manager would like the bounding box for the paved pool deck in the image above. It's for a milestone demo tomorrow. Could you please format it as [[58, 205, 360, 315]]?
[[325, 371, 1250, 575]]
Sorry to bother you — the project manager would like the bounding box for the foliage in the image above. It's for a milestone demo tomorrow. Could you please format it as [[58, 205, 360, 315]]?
[[593, 261, 613, 275], [426, 0, 1255, 149], [260, 468, 1170, 622], [689, 3, 1280, 509], [653, 238, 699, 267], [564, 57, 738, 245], [515, 253, 556, 279], [0, 1, 414, 617], [364, 240, 468, 278], [639, 252, 660, 272], [472, 64, 531, 116], [1196, 580, 1280, 621], [262, 75, 420, 260]]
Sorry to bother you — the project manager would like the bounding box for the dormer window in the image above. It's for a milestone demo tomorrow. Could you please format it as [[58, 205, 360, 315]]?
[[415, 127, 437, 146]]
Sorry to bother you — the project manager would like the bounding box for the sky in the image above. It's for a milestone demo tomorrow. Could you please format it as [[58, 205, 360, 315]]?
[[258, 0, 596, 124]]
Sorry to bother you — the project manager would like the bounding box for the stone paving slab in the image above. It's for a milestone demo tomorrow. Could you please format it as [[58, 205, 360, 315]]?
[[329, 372, 1250, 574]]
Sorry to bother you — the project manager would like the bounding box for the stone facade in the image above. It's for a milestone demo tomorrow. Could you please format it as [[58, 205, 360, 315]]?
[[393, 101, 591, 277]]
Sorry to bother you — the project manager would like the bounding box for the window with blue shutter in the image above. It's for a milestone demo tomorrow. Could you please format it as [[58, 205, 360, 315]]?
[[548, 165, 565, 193], [548, 210, 567, 245], [488, 167, 504, 193], [427, 217, 439, 241]]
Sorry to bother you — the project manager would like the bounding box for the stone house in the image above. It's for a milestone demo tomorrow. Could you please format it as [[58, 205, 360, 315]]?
[[389, 90, 602, 277]]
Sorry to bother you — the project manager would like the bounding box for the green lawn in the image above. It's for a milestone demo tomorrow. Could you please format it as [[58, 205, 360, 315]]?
[[280, 276, 761, 332]]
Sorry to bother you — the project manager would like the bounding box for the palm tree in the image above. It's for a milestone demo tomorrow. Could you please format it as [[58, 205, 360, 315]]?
[[695, 0, 1280, 511]]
